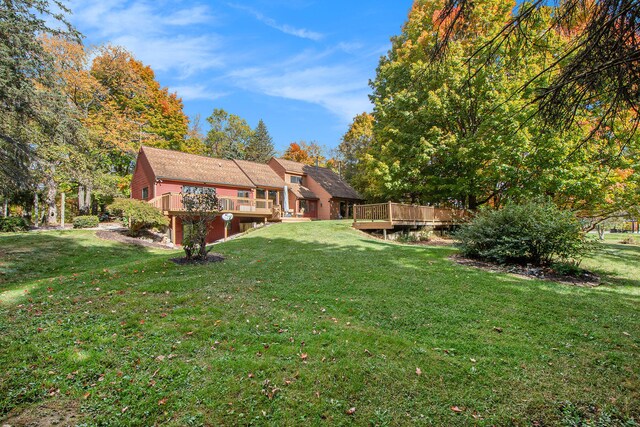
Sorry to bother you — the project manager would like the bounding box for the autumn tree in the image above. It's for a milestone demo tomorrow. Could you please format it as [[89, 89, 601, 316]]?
[[127, 59, 189, 150], [245, 119, 275, 163], [40, 35, 107, 216], [338, 113, 375, 195], [363, 0, 639, 224], [368, 0, 550, 207], [282, 141, 326, 165], [205, 109, 252, 159], [90, 45, 189, 173], [182, 114, 208, 155]]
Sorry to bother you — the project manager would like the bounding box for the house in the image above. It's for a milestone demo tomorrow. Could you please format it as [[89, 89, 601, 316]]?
[[268, 158, 364, 220], [130, 146, 363, 245]]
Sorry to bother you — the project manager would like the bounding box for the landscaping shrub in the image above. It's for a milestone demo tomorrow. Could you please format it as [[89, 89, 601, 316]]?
[[0, 217, 29, 232], [72, 215, 99, 229], [180, 190, 221, 260], [108, 198, 168, 236], [619, 236, 639, 245], [456, 200, 592, 266]]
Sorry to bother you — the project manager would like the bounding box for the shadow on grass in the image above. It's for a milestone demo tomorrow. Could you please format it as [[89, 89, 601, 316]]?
[[0, 231, 174, 303], [587, 242, 640, 289]]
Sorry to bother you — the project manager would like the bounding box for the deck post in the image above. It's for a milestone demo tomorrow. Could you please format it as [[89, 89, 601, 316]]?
[[171, 216, 176, 244], [353, 204, 357, 224], [383, 228, 387, 240], [388, 201, 393, 223]]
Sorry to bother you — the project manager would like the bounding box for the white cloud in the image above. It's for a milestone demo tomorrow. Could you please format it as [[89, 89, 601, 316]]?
[[70, 1, 223, 77], [230, 65, 372, 121], [71, 1, 215, 37], [170, 85, 228, 101], [229, 4, 324, 41], [111, 35, 223, 77]]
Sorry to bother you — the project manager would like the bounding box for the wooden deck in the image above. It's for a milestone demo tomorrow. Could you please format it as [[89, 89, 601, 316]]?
[[149, 193, 279, 219], [353, 202, 467, 230]]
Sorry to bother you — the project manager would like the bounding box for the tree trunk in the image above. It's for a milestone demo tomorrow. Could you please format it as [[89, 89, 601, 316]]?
[[85, 184, 92, 214], [78, 185, 86, 215], [46, 175, 58, 225], [596, 224, 605, 240], [468, 194, 478, 210], [2, 197, 7, 217], [33, 191, 39, 227]]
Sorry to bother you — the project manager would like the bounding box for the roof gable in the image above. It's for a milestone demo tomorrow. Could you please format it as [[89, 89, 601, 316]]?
[[141, 146, 255, 188], [272, 158, 306, 174]]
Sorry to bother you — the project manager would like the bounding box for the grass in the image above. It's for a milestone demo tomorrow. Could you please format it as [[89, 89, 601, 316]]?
[[0, 222, 638, 426]]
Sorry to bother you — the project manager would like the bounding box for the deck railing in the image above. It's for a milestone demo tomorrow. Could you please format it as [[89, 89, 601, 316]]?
[[353, 202, 467, 225], [149, 192, 274, 215]]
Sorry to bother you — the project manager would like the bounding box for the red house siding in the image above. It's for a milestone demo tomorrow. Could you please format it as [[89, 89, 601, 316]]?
[[268, 158, 286, 179], [154, 180, 253, 199], [130, 151, 156, 201], [174, 215, 244, 246]]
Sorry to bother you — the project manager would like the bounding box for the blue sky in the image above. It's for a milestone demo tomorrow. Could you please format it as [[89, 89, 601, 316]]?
[[66, 1, 414, 154]]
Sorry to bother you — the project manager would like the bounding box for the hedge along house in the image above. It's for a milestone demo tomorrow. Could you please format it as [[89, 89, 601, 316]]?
[[131, 146, 285, 245], [267, 158, 364, 220]]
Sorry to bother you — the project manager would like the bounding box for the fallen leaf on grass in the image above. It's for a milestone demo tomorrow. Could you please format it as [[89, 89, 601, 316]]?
[[345, 407, 356, 415], [416, 367, 422, 376], [300, 353, 308, 361], [121, 406, 128, 413], [451, 406, 463, 413], [493, 327, 503, 333], [158, 398, 167, 405]]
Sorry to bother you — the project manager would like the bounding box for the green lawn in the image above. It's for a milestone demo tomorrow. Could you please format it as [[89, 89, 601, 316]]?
[[1, 222, 638, 426]]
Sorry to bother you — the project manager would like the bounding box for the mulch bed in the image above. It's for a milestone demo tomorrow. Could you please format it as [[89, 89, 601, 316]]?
[[409, 237, 456, 247], [95, 230, 174, 250], [452, 254, 601, 287], [170, 253, 225, 265]]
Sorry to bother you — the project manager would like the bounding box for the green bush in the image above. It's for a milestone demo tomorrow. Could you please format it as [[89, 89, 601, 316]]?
[[108, 198, 169, 236], [73, 215, 99, 229], [0, 217, 29, 232], [455, 200, 592, 266]]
